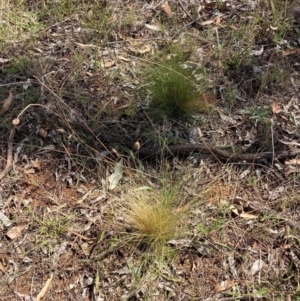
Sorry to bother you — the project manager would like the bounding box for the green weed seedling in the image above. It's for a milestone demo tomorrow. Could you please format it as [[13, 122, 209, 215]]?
[[6, 56, 30, 75], [248, 105, 270, 127], [37, 213, 74, 239]]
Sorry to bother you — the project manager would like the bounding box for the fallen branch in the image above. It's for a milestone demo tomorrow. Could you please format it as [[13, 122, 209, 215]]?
[[0, 128, 15, 181], [65, 117, 300, 163]]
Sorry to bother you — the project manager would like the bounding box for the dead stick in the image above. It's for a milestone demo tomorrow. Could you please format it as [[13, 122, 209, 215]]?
[[65, 117, 300, 162], [0, 128, 15, 181]]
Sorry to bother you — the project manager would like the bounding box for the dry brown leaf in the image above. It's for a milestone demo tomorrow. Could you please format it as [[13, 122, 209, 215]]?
[[1, 90, 13, 114], [282, 48, 300, 56], [214, 280, 235, 292], [0, 58, 11, 64], [100, 60, 116, 68], [33, 160, 42, 170], [215, 16, 221, 25], [250, 46, 264, 56], [81, 242, 91, 256], [231, 207, 258, 219], [285, 159, 300, 165], [239, 212, 258, 220], [6, 225, 26, 239], [145, 24, 161, 31], [272, 102, 282, 114], [35, 274, 53, 301], [201, 19, 215, 26], [39, 128, 48, 138], [24, 168, 35, 174], [250, 259, 265, 275], [138, 44, 152, 54], [197, 127, 203, 138], [161, 1, 173, 18]]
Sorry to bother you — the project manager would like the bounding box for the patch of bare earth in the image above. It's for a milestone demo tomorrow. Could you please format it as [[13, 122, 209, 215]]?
[[1, 0, 300, 300]]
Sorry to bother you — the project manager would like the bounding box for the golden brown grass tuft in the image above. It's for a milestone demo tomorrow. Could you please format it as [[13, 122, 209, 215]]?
[[121, 185, 186, 254]]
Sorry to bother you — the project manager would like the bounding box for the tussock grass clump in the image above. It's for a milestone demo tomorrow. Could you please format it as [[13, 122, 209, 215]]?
[[121, 184, 186, 254], [145, 59, 200, 119]]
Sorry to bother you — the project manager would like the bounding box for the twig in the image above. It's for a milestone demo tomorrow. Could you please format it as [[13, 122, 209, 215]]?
[[0, 128, 16, 181], [178, 0, 194, 21], [61, 116, 300, 163], [271, 118, 275, 167], [171, 16, 202, 39]]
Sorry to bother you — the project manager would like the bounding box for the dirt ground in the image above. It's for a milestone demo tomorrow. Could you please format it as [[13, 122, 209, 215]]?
[[1, 0, 300, 300]]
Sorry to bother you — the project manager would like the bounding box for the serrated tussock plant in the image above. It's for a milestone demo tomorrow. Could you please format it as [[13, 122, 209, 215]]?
[[120, 183, 186, 255], [145, 59, 201, 120]]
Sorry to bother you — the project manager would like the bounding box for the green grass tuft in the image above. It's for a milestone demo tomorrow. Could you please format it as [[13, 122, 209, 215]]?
[[144, 58, 200, 120]]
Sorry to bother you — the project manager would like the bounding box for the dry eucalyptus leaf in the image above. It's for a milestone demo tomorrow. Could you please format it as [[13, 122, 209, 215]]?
[[201, 19, 215, 26], [100, 60, 116, 68], [109, 158, 123, 190], [161, 1, 173, 18], [145, 24, 161, 32], [231, 207, 258, 220], [214, 280, 235, 292], [250, 259, 265, 275], [138, 44, 152, 54], [272, 102, 282, 114], [24, 168, 35, 174], [285, 159, 300, 165], [239, 212, 258, 220], [1, 90, 13, 114], [0, 58, 11, 63], [32, 160, 42, 170], [282, 49, 300, 56], [250, 46, 264, 56], [6, 225, 26, 239], [197, 127, 203, 138], [0, 211, 12, 227]]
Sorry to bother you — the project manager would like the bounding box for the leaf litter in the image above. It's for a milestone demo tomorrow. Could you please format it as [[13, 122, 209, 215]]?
[[0, 0, 299, 300]]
